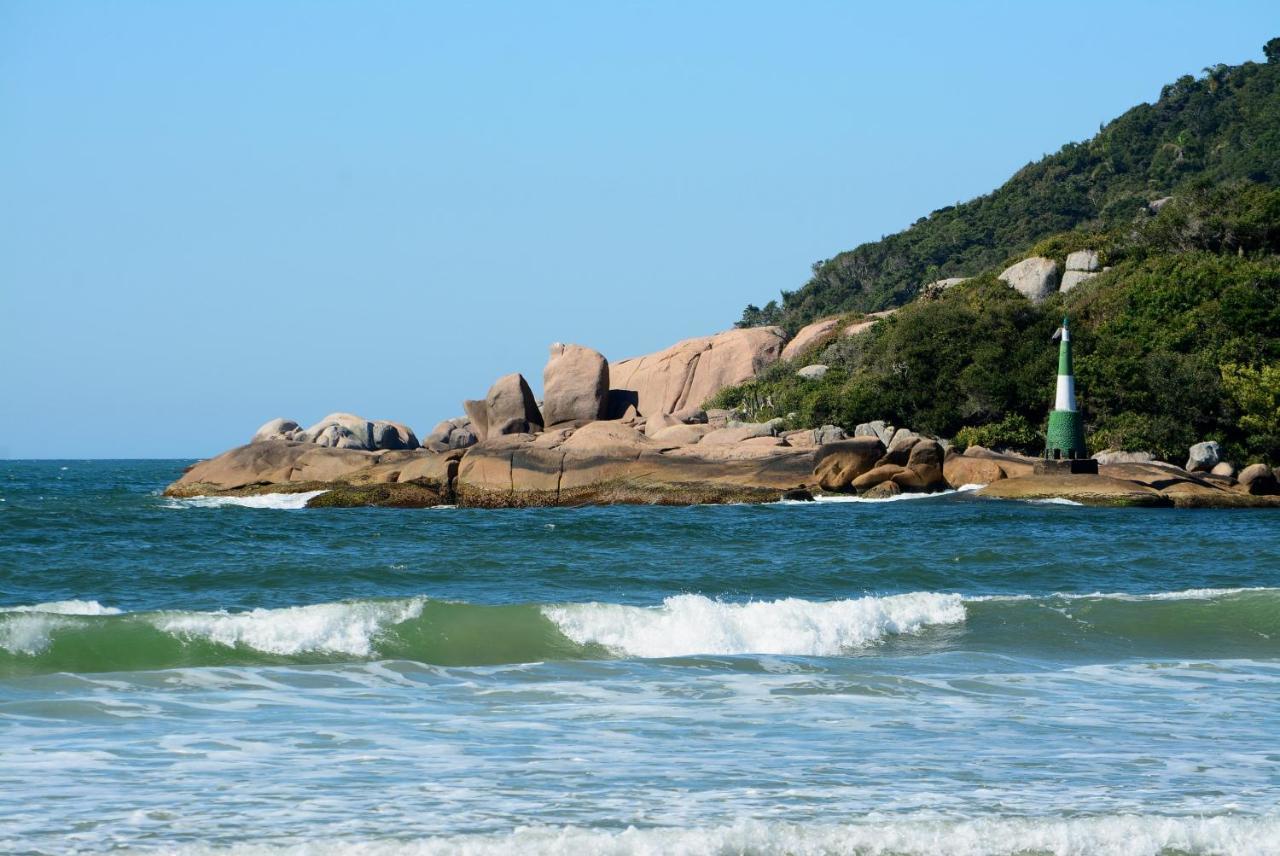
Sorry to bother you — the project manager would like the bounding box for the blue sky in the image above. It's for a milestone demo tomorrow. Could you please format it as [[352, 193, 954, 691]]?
[[3, 1, 1277, 458]]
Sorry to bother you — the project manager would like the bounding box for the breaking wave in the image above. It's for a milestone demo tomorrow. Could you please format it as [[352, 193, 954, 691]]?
[[162, 491, 327, 510], [3, 588, 1279, 676], [543, 592, 965, 658]]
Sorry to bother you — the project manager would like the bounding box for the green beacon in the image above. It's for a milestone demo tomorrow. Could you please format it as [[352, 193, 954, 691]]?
[[1040, 317, 1098, 474]]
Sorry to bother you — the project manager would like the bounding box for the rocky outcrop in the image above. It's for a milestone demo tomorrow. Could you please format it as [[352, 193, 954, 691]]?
[[542, 343, 609, 426], [975, 459, 1280, 508], [978, 474, 1170, 506], [797, 364, 829, 380], [813, 437, 885, 490], [781, 317, 840, 361], [452, 419, 817, 506], [1186, 441, 1222, 473], [609, 327, 786, 417], [485, 373, 544, 436], [166, 440, 457, 497], [999, 257, 1059, 302]]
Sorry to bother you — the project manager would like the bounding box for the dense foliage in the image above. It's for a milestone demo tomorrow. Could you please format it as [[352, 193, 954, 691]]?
[[712, 184, 1280, 463], [738, 43, 1280, 333]]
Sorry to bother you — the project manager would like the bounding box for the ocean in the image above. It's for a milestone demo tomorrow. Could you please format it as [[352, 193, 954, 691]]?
[[2, 460, 1279, 855]]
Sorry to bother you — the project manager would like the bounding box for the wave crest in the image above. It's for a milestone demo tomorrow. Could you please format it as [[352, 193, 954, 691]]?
[[157, 598, 427, 656], [543, 592, 966, 658]]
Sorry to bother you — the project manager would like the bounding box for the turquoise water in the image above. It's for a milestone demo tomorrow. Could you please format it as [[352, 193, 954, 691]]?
[[2, 460, 1279, 854]]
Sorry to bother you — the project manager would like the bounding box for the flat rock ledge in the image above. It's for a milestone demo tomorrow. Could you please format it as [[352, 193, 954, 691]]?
[[167, 437, 1280, 510], [976, 465, 1280, 508], [165, 438, 814, 508]]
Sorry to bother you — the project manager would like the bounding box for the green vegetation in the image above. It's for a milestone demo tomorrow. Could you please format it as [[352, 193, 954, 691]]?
[[737, 42, 1280, 333], [712, 182, 1280, 463]]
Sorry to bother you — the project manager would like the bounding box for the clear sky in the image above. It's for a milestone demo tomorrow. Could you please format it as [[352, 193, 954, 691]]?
[[3, 1, 1277, 459]]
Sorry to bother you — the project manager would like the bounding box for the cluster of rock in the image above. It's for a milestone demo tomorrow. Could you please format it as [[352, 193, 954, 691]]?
[[252, 414, 419, 451], [997, 250, 1109, 303], [1182, 440, 1280, 496], [174, 327, 828, 505], [813, 428, 947, 499]]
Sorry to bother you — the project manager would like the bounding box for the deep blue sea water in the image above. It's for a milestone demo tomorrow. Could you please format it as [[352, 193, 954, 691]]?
[[2, 460, 1279, 854]]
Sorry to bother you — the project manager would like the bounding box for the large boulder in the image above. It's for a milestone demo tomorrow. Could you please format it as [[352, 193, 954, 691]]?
[[252, 418, 308, 444], [892, 439, 946, 491], [1185, 441, 1222, 473], [423, 417, 479, 452], [852, 464, 908, 492], [1065, 250, 1100, 273], [813, 437, 886, 491], [370, 421, 419, 451], [781, 317, 840, 362], [797, 364, 829, 380], [306, 413, 374, 449], [1237, 463, 1280, 495], [878, 429, 921, 466], [609, 327, 786, 417], [1210, 461, 1236, 478], [485, 373, 544, 436], [542, 343, 609, 426], [999, 257, 1059, 302], [943, 454, 1007, 488]]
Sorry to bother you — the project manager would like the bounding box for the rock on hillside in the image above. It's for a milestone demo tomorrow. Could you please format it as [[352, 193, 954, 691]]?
[[998, 257, 1059, 303], [780, 318, 840, 361]]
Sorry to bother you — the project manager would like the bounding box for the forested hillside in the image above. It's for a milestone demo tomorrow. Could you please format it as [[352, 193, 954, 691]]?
[[738, 38, 1280, 333], [715, 183, 1280, 462]]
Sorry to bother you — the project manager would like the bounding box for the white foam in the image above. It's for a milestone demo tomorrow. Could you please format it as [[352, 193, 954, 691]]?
[[0, 601, 124, 655], [543, 592, 965, 658], [163, 491, 327, 510], [1031, 497, 1084, 506], [161, 815, 1280, 856], [154, 598, 426, 656], [969, 587, 1280, 603], [0, 600, 122, 616]]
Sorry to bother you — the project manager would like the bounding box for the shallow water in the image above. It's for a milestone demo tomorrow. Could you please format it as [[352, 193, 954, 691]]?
[[2, 460, 1279, 854]]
